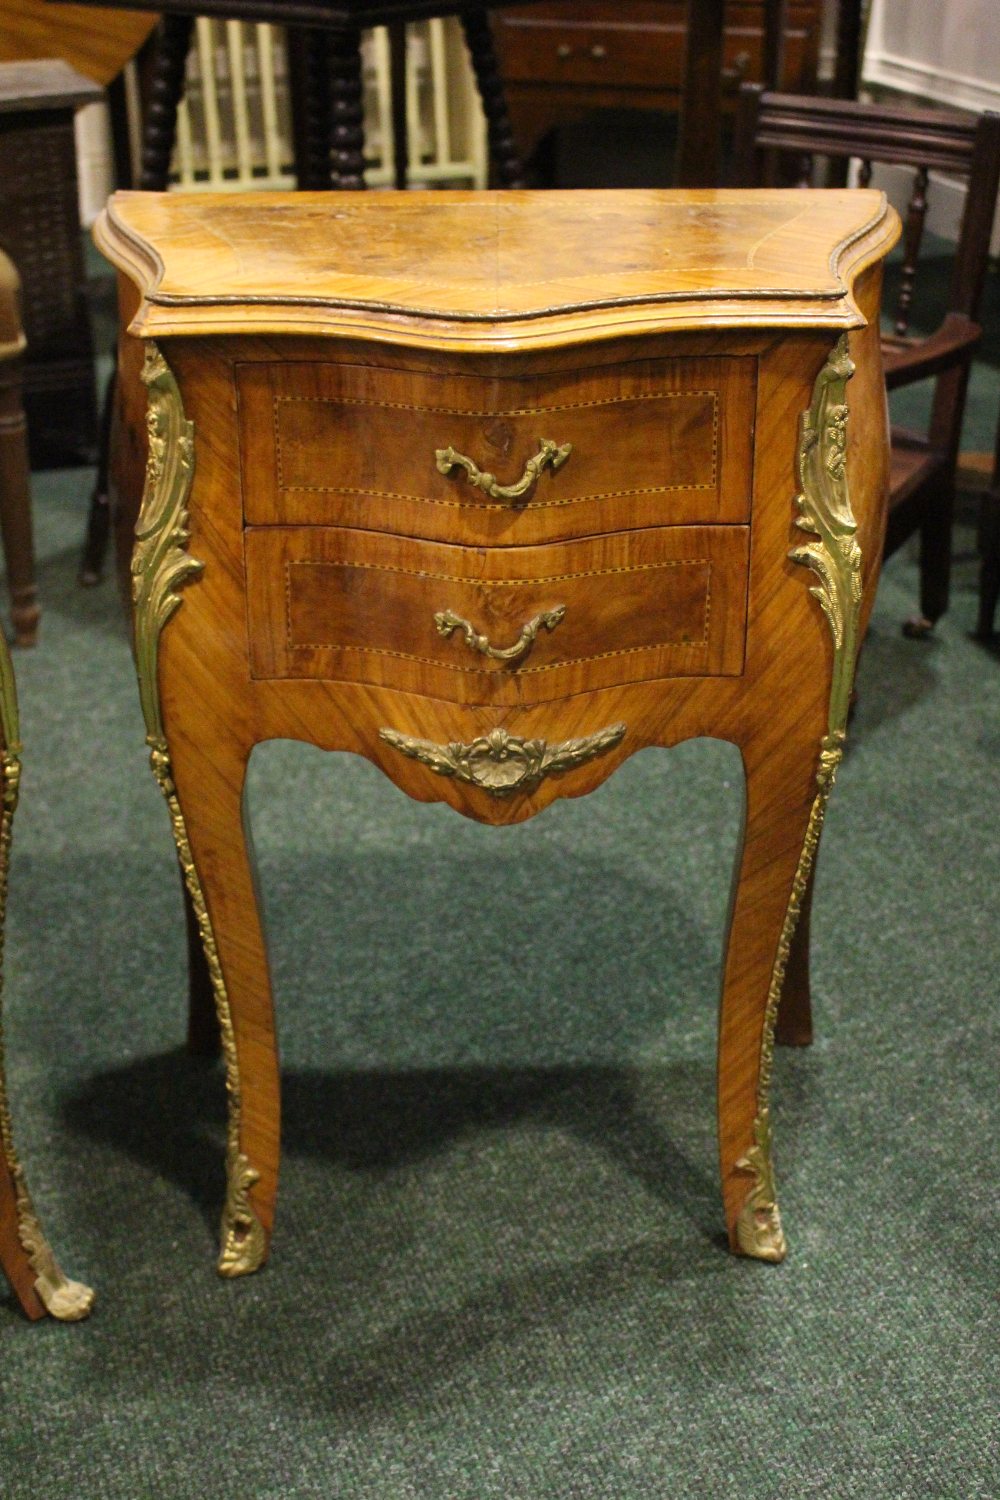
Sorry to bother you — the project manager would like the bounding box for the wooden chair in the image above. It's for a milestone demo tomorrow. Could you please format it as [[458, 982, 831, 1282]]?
[[734, 85, 1000, 634]]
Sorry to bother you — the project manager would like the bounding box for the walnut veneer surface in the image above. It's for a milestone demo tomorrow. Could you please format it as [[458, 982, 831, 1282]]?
[[96, 187, 899, 1277]]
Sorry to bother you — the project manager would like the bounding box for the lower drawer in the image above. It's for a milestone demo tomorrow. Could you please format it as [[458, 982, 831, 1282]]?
[[246, 525, 748, 705]]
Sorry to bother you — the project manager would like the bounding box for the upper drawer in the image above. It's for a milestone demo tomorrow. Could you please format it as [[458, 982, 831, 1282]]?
[[237, 356, 755, 544]]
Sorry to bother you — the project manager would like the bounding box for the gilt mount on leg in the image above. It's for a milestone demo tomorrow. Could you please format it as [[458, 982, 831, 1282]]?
[[735, 335, 862, 1263]]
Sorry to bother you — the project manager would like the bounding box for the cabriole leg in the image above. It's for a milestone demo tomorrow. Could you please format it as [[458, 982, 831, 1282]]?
[[0, 640, 93, 1320], [132, 342, 274, 1277], [718, 735, 839, 1262], [149, 733, 277, 1277], [720, 332, 863, 1262]]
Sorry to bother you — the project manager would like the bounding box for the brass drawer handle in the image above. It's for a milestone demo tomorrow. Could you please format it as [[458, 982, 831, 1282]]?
[[434, 604, 565, 664], [435, 437, 572, 502], [379, 723, 626, 798]]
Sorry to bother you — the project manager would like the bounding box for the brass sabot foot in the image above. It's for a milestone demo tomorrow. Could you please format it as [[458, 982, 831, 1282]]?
[[36, 1273, 96, 1322], [735, 1200, 787, 1264], [216, 1150, 266, 1278], [14, 1191, 96, 1319], [734, 1110, 787, 1264]]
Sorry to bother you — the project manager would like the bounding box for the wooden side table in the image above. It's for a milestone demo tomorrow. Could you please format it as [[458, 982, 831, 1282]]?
[[0, 626, 94, 1320], [97, 187, 898, 1276]]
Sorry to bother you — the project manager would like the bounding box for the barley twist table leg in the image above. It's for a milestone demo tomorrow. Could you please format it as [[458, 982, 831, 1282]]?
[[140, 15, 194, 192], [461, 8, 527, 188], [329, 26, 366, 190]]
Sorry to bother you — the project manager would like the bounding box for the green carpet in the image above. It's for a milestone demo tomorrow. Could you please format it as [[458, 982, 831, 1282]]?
[[0, 275, 998, 1496]]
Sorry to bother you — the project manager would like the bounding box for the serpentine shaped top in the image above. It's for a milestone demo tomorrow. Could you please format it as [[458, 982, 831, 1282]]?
[[94, 189, 899, 352]]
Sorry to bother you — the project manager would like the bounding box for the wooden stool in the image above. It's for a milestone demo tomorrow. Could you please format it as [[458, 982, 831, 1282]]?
[[0, 605, 93, 1320], [0, 252, 40, 648]]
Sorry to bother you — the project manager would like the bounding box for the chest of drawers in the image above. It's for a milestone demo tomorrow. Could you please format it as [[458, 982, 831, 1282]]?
[[491, 1, 823, 172], [97, 187, 898, 1279]]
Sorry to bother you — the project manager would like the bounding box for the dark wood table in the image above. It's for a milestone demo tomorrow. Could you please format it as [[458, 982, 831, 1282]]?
[[52, 0, 865, 195], [98, 185, 899, 1277]]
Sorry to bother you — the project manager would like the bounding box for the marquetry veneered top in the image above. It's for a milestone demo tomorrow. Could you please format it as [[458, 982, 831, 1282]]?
[[95, 188, 899, 351]]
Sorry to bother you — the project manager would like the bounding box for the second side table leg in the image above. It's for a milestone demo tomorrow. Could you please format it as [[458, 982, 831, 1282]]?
[[0, 636, 93, 1320]]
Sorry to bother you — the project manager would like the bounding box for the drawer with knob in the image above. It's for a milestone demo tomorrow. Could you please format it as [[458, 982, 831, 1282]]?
[[499, 16, 679, 91], [236, 356, 756, 545], [244, 523, 749, 704], [494, 4, 821, 98]]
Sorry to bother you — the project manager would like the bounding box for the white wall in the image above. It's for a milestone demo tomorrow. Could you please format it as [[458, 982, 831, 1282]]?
[[75, 102, 115, 227], [863, 0, 1000, 250], [865, 0, 1000, 115]]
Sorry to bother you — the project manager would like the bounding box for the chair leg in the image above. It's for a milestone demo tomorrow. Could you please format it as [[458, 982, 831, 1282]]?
[[974, 408, 1000, 642], [900, 478, 955, 638], [461, 8, 527, 188], [975, 482, 1000, 641], [0, 355, 39, 647]]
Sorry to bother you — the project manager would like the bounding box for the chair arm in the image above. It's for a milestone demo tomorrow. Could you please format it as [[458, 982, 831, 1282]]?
[[883, 312, 982, 391]]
